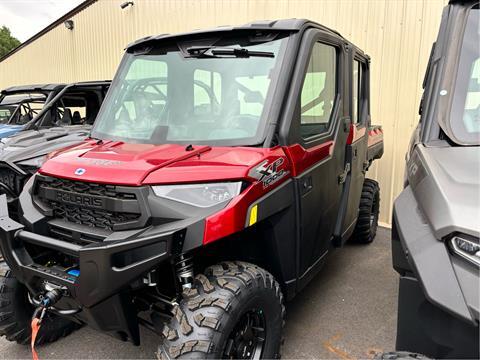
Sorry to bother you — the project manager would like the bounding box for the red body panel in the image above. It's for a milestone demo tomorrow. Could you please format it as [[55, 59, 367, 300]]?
[[346, 125, 367, 145], [368, 127, 383, 147], [40, 138, 338, 243], [282, 141, 334, 177], [41, 141, 269, 186], [203, 148, 292, 244], [39, 140, 294, 244]]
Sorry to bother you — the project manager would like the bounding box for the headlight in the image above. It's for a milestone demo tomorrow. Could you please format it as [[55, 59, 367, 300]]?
[[17, 155, 47, 168], [152, 182, 242, 208], [450, 235, 480, 267]]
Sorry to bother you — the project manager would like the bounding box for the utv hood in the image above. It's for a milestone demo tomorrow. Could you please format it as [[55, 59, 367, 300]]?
[[0, 126, 90, 165], [0, 125, 24, 139], [409, 145, 480, 238], [39, 140, 272, 186]]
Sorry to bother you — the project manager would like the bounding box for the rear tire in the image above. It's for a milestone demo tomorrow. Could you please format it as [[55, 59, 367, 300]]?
[[0, 263, 80, 345], [351, 178, 380, 244], [158, 261, 285, 359]]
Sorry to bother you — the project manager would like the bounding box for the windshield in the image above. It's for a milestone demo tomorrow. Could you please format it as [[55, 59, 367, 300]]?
[[0, 106, 14, 124], [92, 34, 288, 146], [450, 7, 480, 145]]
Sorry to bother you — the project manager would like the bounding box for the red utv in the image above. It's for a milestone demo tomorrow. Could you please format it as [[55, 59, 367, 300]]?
[[0, 19, 383, 359]]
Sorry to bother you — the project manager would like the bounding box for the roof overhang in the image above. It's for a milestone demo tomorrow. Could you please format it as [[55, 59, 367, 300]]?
[[126, 18, 342, 52]]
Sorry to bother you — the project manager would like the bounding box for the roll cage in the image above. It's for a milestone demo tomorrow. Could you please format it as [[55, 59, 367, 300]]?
[[24, 81, 111, 130]]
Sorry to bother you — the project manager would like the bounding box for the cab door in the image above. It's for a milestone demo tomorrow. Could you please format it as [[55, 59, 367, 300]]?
[[281, 29, 351, 288], [339, 54, 370, 239]]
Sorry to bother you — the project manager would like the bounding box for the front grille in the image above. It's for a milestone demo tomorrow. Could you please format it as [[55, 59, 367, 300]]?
[[47, 202, 140, 230], [40, 177, 137, 200], [34, 176, 144, 232]]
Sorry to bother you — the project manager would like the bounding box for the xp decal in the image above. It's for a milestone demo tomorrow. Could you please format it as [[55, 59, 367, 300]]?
[[250, 158, 289, 188]]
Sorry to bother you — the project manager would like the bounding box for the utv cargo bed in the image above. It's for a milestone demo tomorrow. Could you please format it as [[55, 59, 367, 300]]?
[[367, 125, 384, 162]]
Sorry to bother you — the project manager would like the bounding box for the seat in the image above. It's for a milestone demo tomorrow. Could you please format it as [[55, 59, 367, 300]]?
[[18, 113, 32, 125], [60, 109, 72, 125], [72, 111, 82, 125]]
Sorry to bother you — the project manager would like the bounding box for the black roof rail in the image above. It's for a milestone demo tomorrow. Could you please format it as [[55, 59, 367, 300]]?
[[1, 84, 66, 95], [126, 18, 346, 52]]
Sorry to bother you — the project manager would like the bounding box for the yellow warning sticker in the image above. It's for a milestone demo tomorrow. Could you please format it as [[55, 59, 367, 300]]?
[[248, 204, 258, 226]]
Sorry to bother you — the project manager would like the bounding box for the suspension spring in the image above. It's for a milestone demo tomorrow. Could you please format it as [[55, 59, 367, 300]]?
[[175, 254, 194, 289]]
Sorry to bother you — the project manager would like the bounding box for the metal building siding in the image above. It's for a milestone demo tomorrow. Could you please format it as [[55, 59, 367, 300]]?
[[0, 0, 447, 225]]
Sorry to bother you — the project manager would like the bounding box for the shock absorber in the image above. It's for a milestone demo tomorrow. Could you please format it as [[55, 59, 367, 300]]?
[[175, 254, 194, 289]]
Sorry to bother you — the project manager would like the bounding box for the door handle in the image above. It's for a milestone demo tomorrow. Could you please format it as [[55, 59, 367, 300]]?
[[338, 163, 351, 184], [301, 176, 313, 195]]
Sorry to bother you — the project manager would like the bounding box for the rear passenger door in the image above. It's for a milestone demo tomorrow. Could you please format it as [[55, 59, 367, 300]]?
[[340, 55, 370, 237]]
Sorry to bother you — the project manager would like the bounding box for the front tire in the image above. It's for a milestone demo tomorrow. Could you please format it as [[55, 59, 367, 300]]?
[[351, 178, 380, 244], [0, 263, 80, 345], [158, 261, 285, 359]]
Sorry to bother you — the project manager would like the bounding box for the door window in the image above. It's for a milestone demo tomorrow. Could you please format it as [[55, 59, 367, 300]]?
[[300, 42, 337, 139], [352, 59, 365, 125]]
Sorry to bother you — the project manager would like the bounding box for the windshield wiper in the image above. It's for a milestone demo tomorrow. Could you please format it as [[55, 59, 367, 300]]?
[[88, 135, 104, 144], [186, 46, 274, 58]]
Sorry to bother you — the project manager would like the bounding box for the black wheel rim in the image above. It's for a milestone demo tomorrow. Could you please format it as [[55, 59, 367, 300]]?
[[223, 309, 266, 359]]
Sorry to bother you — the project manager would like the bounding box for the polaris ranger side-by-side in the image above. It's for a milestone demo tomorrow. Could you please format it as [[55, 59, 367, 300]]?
[[0, 20, 383, 359], [392, 1, 479, 359], [0, 81, 111, 214], [0, 84, 64, 139], [0, 81, 110, 262]]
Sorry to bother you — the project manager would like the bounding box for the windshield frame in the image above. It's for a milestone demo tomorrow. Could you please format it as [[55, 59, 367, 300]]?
[[90, 31, 294, 147], [425, 2, 480, 146]]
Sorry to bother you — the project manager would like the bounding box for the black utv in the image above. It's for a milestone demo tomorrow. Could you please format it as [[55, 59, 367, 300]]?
[[0, 81, 110, 261], [392, 1, 479, 358]]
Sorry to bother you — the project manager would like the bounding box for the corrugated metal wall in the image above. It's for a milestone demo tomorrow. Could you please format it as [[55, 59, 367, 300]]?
[[0, 0, 447, 225]]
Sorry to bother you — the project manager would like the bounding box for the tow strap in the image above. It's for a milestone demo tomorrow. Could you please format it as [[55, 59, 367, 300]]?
[[30, 289, 63, 360], [31, 307, 46, 360]]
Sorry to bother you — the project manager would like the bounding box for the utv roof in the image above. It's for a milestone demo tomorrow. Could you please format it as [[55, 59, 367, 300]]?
[[1, 81, 110, 96], [0, 94, 46, 106], [127, 18, 344, 51], [1, 84, 66, 96], [66, 80, 111, 87]]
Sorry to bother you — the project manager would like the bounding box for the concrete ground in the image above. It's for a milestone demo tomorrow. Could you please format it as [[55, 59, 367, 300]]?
[[0, 227, 398, 359]]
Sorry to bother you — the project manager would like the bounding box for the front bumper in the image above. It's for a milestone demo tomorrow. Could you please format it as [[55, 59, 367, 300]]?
[[392, 186, 479, 359], [0, 194, 176, 343]]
